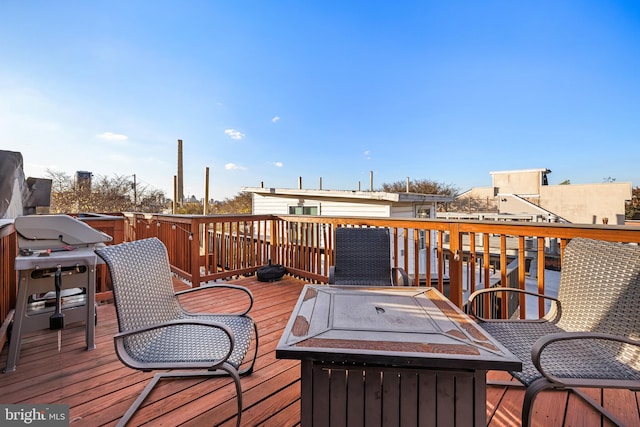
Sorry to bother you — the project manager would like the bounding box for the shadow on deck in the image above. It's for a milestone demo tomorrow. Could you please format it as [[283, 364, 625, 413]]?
[[1, 276, 638, 426]]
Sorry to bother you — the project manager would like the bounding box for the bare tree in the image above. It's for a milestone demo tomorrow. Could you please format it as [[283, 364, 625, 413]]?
[[379, 178, 459, 197], [47, 170, 167, 213]]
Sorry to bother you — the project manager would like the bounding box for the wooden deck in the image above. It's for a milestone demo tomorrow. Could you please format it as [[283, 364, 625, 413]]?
[[1, 276, 639, 426]]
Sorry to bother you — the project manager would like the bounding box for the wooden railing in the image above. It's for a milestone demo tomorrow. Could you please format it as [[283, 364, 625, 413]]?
[[121, 213, 276, 284], [0, 222, 17, 351], [2, 213, 640, 347], [273, 216, 640, 310], [70, 214, 126, 301], [119, 214, 640, 311]]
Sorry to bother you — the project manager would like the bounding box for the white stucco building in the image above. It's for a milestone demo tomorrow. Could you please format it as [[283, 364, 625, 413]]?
[[448, 168, 632, 225]]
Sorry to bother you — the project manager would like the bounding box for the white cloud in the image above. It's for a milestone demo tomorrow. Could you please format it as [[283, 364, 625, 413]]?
[[225, 163, 247, 170], [224, 129, 245, 140], [364, 150, 371, 160], [271, 116, 280, 123], [97, 132, 128, 142], [273, 161, 283, 167]]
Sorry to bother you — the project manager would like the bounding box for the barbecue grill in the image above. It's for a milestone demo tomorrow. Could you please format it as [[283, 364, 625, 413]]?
[[5, 214, 112, 372]]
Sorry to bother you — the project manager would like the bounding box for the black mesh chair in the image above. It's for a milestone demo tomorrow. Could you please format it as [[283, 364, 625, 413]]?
[[328, 227, 408, 286], [96, 237, 258, 427]]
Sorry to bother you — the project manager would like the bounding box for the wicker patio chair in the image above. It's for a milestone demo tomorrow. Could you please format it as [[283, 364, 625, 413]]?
[[96, 237, 258, 427], [467, 237, 640, 427], [328, 227, 409, 286]]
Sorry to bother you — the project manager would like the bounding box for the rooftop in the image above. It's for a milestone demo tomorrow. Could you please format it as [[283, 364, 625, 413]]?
[[242, 187, 454, 203]]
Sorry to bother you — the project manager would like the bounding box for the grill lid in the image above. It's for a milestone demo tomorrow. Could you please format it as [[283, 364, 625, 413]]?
[[15, 214, 113, 251]]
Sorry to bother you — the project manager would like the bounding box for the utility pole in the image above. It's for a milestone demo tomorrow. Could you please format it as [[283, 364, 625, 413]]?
[[132, 174, 137, 207], [203, 167, 210, 215], [177, 139, 184, 206], [173, 175, 177, 214]]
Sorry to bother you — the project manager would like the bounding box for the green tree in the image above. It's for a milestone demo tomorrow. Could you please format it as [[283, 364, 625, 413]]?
[[210, 192, 252, 214], [174, 202, 204, 214], [173, 192, 252, 215]]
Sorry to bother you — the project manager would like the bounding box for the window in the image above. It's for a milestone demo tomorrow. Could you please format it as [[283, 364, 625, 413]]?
[[288, 206, 318, 215], [415, 208, 432, 250]]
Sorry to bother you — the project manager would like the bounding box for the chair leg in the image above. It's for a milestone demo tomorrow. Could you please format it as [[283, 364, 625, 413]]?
[[487, 379, 525, 387], [571, 388, 628, 427], [522, 378, 553, 427], [117, 373, 164, 427], [117, 366, 243, 427], [513, 378, 629, 427], [239, 322, 259, 376], [218, 363, 243, 427]]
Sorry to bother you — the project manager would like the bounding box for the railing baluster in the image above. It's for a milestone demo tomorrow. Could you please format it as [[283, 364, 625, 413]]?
[[483, 233, 491, 317], [537, 236, 546, 318], [469, 232, 476, 294], [518, 236, 527, 319]]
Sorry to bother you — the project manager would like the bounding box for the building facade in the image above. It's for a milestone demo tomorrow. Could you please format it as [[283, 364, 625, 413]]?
[[450, 168, 631, 225]]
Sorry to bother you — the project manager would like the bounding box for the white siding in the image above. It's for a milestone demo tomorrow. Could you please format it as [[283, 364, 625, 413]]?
[[319, 201, 391, 217], [252, 194, 395, 217], [252, 194, 293, 215], [390, 205, 418, 218]]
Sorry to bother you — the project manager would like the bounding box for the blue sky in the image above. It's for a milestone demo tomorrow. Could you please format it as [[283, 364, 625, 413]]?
[[1, 1, 639, 200]]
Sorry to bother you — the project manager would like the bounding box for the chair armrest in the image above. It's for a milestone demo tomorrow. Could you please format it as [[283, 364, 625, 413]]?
[[467, 287, 560, 321], [328, 266, 335, 284], [392, 267, 409, 286], [532, 332, 640, 389], [176, 284, 254, 315]]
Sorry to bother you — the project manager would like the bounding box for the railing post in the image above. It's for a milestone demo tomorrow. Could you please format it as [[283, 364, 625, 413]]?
[[270, 217, 278, 264], [191, 218, 201, 287], [1, 224, 18, 341], [448, 223, 463, 308]]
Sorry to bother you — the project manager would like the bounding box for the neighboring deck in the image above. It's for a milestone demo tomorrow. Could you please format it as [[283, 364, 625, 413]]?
[[1, 276, 638, 426]]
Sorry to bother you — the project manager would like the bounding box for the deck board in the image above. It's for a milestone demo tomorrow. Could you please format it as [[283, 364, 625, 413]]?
[[1, 276, 638, 426]]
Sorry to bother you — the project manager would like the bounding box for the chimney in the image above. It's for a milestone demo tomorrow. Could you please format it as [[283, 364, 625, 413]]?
[[369, 171, 373, 191]]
